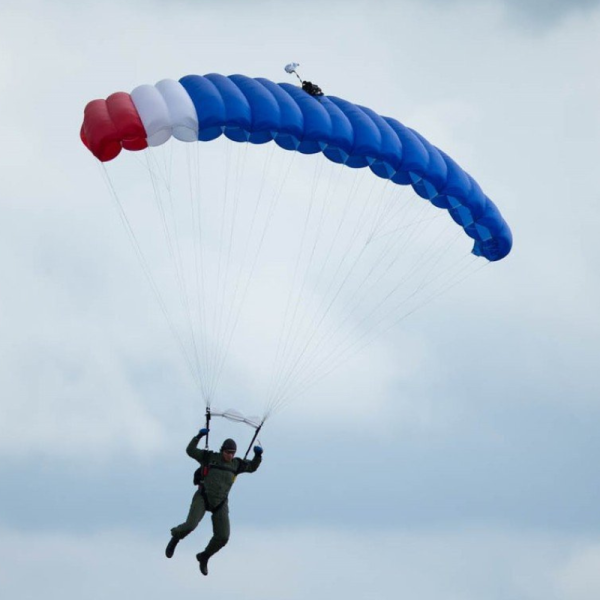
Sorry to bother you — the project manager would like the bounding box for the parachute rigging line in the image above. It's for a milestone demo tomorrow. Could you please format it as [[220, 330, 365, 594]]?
[[82, 70, 513, 428]]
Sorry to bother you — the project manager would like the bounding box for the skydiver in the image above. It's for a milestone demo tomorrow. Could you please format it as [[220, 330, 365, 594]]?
[[165, 429, 263, 576]]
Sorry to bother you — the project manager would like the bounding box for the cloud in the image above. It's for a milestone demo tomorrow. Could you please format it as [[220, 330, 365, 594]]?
[[499, 0, 600, 26], [409, 0, 600, 29], [0, 212, 170, 461], [558, 544, 600, 600], [1, 0, 600, 580], [1, 525, 599, 599]]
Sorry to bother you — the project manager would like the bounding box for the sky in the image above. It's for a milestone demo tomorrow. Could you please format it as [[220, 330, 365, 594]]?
[[1, 0, 600, 598]]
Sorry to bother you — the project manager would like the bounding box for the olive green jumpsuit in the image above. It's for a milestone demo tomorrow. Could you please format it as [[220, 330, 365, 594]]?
[[170, 435, 262, 559]]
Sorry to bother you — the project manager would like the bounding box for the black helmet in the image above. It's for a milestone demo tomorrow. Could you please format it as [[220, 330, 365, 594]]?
[[221, 438, 237, 453]]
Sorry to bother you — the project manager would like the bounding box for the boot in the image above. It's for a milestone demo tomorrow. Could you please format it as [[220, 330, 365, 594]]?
[[196, 551, 209, 576], [165, 536, 179, 558]]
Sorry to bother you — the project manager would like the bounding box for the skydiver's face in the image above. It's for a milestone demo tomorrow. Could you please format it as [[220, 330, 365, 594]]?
[[222, 449, 235, 462]]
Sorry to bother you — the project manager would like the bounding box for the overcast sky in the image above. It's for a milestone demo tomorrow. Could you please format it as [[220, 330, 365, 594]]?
[[1, 1, 600, 599]]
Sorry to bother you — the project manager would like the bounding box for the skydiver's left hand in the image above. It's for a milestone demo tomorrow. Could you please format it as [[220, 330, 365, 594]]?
[[254, 445, 263, 455]]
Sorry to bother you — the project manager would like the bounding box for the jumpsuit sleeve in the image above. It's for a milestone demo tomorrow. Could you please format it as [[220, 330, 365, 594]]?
[[186, 435, 209, 463], [236, 453, 262, 474]]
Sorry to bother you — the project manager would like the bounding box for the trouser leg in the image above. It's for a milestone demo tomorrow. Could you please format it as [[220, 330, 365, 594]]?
[[171, 490, 207, 540], [203, 502, 230, 558]]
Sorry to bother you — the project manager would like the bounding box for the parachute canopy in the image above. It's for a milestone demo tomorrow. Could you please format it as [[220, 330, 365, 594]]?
[[80, 71, 513, 427], [80, 73, 512, 262]]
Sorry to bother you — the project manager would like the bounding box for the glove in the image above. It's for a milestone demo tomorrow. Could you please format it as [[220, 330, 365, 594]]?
[[253, 445, 263, 455], [198, 428, 209, 437]]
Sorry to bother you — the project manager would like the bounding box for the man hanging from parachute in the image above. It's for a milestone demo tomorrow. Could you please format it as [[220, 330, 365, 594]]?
[[165, 425, 263, 576], [79, 60, 513, 577]]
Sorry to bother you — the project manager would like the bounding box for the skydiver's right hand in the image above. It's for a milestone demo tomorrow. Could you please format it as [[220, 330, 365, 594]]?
[[198, 428, 209, 437]]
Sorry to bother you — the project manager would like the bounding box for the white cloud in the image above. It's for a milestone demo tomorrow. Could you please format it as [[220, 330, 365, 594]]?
[[557, 543, 600, 600], [1, 525, 598, 600]]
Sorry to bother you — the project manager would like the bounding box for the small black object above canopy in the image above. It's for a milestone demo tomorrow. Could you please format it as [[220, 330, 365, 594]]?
[[285, 62, 324, 96], [301, 80, 324, 97]]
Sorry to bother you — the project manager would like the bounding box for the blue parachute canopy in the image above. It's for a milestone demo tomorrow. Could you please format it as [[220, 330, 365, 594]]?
[[179, 73, 512, 261], [83, 73, 512, 262]]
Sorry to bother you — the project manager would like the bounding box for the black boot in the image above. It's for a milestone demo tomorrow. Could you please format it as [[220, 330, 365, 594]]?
[[165, 536, 179, 558], [196, 552, 209, 576]]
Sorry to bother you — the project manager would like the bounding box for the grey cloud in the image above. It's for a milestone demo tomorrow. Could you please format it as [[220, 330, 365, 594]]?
[[428, 0, 600, 28], [501, 0, 600, 24]]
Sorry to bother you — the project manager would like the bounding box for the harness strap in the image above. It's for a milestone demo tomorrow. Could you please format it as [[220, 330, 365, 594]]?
[[199, 485, 227, 513]]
